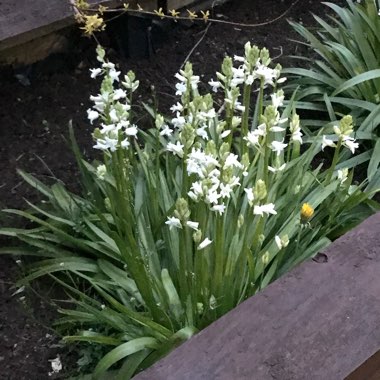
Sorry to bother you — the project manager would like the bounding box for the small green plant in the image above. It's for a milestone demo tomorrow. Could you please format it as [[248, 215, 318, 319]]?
[[284, 0, 380, 190], [1, 44, 378, 379], [285, 0, 380, 104]]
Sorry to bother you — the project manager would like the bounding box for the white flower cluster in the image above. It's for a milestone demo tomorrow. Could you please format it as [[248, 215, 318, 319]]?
[[209, 42, 285, 93], [186, 147, 245, 215], [245, 89, 291, 157], [321, 115, 359, 154], [88, 46, 140, 152], [162, 43, 292, 218]]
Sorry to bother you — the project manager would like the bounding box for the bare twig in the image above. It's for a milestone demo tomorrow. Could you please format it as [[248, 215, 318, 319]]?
[[76, 0, 302, 30], [180, 22, 212, 71]]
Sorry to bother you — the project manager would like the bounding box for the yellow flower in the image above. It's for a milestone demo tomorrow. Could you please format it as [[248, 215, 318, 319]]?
[[169, 9, 180, 18], [187, 9, 198, 20], [75, 0, 89, 10], [98, 5, 108, 14], [154, 7, 165, 18], [201, 10, 210, 21], [80, 14, 105, 35], [300, 203, 314, 223]]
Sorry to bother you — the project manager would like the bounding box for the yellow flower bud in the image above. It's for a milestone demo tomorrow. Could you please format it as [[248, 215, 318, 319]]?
[[300, 203, 314, 223]]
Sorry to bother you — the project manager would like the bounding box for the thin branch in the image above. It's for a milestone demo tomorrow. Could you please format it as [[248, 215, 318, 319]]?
[[77, 0, 302, 29], [180, 22, 212, 71]]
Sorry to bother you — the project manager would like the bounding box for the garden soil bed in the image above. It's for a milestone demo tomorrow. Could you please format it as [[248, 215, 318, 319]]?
[[0, 0, 346, 378]]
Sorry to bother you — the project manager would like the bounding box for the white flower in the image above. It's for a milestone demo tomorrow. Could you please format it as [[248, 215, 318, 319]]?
[[234, 55, 245, 62], [186, 221, 199, 231], [109, 68, 121, 83], [175, 72, 186, 82], [121, 138, 130, 149], [206, 190, 221, 204], [175, 82, 187, 96], [270, 126, 286, 132], [188, 181, 204, 201], [291, 129, 303, 144], [167, 141, 184, 158], [90, 94, 107, 112], [270, 140, 288, 156], [254, 64, 275, 86], [224, 153, 244, 170], [275, 235, 282, 250], [196, 127, 209, 140], [96, 164, 107, 180], [198, 237, 212, 250], [271, 92, 284, 108], [220, 130, 231, 139], [109, 108, 119, 122], [102, 62, 115, 69], [321, 135, 336, 151], [337, 168, 349, 184], [342, 136, 359, 154], [220, 183, 233, 198], [87, 109, 99, 124], [170, 102, 183, 113], [244, 188, 255, 205], [90, 68, 102, 78], [93, 137, 118, 152], [253, 203, 277, 216], [125, 125, 138, 137], [113, 88, 127, 100], [234, 102, 245, 112], [165, 216, 182, 230], [268, 163, 286, 173], [209, 79, 221, 92], [244, 131, 260, 147], [160, 125, 173, 137], [245, 75, 254, 85], [277, 77, 287, 84], [172, 113, 186, 129], [211, 204, 226, 215], [200, 108, 216, 120]]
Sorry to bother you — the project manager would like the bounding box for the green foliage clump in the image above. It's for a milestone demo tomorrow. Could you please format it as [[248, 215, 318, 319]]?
[[1, 43, 379, 379]]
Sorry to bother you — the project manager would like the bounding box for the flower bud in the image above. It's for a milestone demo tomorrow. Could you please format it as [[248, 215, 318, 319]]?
[[262, 251, 270, 265], [219, 142, 230, 158], [254, 179, 267, 200], [205, 140, 217, 156], [193, 229, 202, 244], [155, 114, 165, 129], [237, 214, 244, 229], [281, 234, 289, 248], [300, 203, 314, 224], [175, 198, 191, 221], [96, 164, 107, 180]]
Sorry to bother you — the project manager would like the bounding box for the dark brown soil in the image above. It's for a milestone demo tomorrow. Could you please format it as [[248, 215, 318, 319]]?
[[0, 0, 346, 378]]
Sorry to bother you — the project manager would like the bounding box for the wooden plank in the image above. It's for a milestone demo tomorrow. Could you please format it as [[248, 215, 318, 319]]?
[[346, 350, 380, 380], [135, 212, 380, 380], [0, 0, 73, 51], [0, 0, 157, 52]]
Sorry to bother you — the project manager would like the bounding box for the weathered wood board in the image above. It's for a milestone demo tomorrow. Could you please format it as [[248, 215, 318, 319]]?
[[0, 0, 156, 53], [135, 212, 380, 380]]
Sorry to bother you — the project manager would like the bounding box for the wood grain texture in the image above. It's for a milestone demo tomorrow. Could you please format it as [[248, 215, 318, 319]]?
[[0, 0, 134, 51], [135, 212, 380, 380]]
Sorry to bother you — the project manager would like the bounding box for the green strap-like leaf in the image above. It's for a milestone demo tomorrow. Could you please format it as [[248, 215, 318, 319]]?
[[93, 337, 159, 379]]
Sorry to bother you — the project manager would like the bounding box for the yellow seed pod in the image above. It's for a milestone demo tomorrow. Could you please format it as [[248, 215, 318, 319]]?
[[300, 203, 314, 223]]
